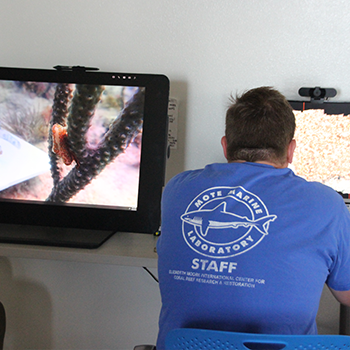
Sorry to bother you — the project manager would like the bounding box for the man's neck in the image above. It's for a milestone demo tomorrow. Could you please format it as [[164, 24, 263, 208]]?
[[229, 159, 288, 169]]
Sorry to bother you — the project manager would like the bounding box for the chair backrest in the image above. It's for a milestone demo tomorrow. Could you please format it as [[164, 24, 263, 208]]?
[[0, 302, 5, 350], [165, 328, 350, 350]]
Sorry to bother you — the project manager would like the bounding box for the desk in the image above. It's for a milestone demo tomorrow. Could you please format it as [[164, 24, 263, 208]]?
[[0, 232, 158, 268], [0, 231, 160, 349]]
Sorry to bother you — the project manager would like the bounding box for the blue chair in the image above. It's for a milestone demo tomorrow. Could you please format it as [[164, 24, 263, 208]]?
[[165, 328, 350, 350]]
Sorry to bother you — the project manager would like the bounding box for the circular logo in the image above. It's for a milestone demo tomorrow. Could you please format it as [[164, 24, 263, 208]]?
[[181, 186, 276, 259]]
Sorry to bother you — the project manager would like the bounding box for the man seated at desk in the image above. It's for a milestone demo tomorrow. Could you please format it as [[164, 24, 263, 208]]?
[[156, 87, 350, 350]]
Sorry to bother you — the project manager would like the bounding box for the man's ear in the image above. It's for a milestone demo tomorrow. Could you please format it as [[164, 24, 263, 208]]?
[[221, 136, 228, 160], [287, 139, 296, 164]]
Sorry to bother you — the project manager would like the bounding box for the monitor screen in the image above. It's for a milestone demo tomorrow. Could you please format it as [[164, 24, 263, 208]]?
[[289, 101, 350, 196], [0, 67, 169, 248]]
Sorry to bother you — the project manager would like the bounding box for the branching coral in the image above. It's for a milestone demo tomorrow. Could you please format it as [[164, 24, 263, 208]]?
[[46, 83, 144, 203]]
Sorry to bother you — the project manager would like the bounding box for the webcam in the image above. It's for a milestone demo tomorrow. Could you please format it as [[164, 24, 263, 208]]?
[[298, 86, 337, 102]]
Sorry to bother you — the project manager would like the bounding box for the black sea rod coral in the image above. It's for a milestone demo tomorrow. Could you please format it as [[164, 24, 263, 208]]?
[[46, 83, 144, 202]]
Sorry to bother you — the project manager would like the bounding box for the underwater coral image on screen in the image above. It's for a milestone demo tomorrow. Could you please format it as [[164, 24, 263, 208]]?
[[0, 80, 144, 210], [291, 108, 350, 194]]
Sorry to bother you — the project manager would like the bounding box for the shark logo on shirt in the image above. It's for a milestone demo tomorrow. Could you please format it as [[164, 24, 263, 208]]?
[[181, 201, 277, 237], [182, 186, 277, 258]]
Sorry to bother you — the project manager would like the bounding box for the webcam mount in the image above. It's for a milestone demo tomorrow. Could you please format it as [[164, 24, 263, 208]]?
[[298, 86, 337, 103]]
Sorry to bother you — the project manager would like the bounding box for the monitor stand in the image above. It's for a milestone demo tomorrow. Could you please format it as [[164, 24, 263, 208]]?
[[0, 223, 115, 249]]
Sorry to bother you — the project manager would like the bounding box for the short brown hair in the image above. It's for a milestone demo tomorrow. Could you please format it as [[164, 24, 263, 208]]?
[[225, 86, 295, 164]]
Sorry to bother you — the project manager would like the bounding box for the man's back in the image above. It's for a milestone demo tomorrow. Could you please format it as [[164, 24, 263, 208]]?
[[156, 162, 350, 349]]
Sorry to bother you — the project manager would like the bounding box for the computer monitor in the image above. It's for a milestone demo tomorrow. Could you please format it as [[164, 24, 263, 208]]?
[[289, 100, 350, 198], [0, 66, 169, 248]]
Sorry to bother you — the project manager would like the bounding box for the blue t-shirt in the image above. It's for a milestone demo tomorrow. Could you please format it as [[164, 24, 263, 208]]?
[[156, 162, 350, 350]]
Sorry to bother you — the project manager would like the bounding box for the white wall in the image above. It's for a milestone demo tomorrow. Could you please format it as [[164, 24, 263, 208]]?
[[0, 0, 349, 348]]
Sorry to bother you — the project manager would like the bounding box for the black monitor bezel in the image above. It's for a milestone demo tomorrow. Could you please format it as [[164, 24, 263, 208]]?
[[0, 66, 169, 242], [289, 100, 350, 115]]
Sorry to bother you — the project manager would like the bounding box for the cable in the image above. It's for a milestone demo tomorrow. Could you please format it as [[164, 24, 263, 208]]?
[[143, 266, 159, 283]]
